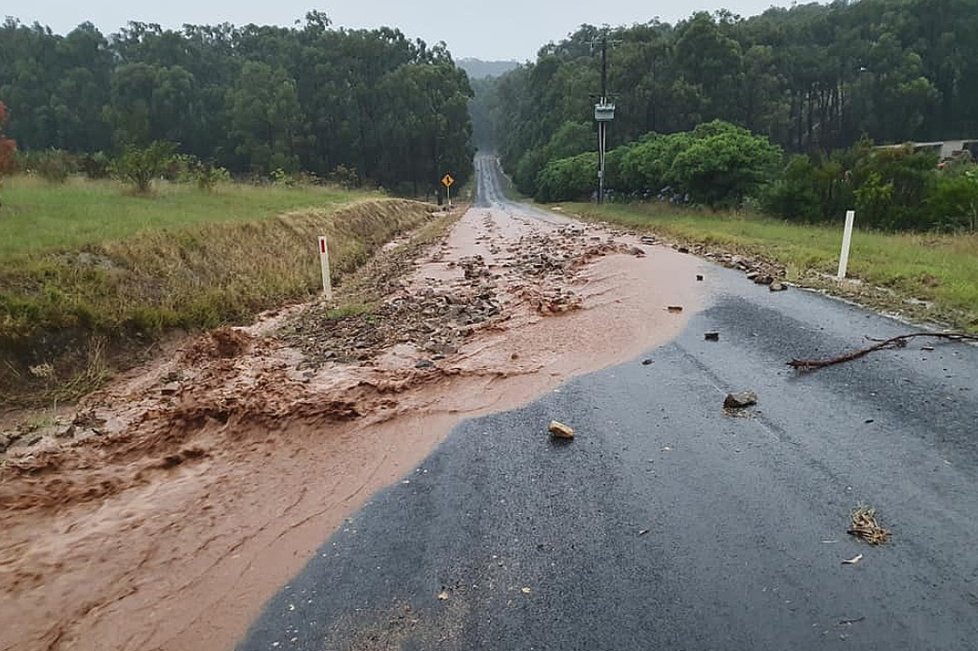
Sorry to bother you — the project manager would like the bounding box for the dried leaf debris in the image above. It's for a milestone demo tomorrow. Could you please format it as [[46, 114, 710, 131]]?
[[847, 506, 891, 545]]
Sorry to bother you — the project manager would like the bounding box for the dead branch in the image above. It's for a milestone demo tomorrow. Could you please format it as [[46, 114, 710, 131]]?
[[788, 333, 978, 371]]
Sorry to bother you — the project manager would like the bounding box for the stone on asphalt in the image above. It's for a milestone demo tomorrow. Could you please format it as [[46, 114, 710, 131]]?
[[724, 391, 758, 409]]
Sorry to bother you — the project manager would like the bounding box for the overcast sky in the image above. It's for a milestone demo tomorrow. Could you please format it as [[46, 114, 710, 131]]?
[[7, 1, 795, 60]]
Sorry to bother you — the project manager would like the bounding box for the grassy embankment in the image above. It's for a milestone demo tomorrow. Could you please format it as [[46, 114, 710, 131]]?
[[566, 202, 978, 332], [0, 176, 437, 405]]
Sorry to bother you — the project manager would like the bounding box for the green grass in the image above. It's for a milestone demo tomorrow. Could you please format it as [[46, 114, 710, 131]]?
[[0, 175, 374, 260], [567, 202, 978, 331], [0, 176, 435, 406]]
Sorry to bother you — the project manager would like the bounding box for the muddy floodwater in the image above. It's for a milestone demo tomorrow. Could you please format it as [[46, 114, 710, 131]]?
[[0, 156, 702, 651]]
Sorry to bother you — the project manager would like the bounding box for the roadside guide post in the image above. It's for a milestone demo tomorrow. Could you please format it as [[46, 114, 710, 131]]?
[[318, 236, 332, 300], [837, 210, 856, 280], [442, 173, 454, 208]]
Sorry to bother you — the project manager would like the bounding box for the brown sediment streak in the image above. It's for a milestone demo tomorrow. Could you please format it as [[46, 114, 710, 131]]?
[[0, 201, 701, 651]]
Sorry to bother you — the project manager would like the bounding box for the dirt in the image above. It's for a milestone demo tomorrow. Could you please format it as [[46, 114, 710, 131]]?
[[0, 203, 701, 651]]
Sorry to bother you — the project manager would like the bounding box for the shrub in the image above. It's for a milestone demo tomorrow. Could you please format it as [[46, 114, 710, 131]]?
[[668, 127, 782, 209], [928, 168, 978, 232], [328, 164, 360, 189], [34, 150, 75, 183], [535, 152, 597, 202], [79, 152, 112, 179], [111, 141, 178, 194]]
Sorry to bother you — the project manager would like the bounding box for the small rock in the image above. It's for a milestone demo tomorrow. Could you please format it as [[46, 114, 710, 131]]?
[[511, 352, 520, 360], [724, 392, 758, 409], [704, 332, 720, 341], [25, 434, 43, 446], [414, 360, 435, 369], [0, 433, 9, 453], [160, 382, 180, 396], [769, 281, 787, 292], [753, 275, 774, 286], [696, 274, 704, 281], [642, 359, 654, 366], [640, 236, 656, 245], [677, 246, 690, 254], [548, 420, 575, 439], [746, 271, 760, 281], [667, 306, 684, 313]]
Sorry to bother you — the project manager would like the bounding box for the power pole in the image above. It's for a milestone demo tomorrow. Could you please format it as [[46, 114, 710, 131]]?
[[593, 37, 616, 204]]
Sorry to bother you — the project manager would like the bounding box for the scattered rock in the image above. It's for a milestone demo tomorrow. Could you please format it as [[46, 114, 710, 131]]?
[[724, 391, 758, 409], [704, 332, 720, 342], [769, 281, 787, 292], [548, 420, 575, 439]]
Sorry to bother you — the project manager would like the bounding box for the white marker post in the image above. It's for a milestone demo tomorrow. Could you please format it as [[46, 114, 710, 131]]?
[[318, 236, 332, 300], [837, 210, 856, 280]]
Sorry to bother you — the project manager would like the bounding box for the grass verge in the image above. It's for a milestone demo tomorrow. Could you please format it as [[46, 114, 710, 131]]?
[[566, 202, 978, 332], [0, 175, 374, 259], [1, 196, 437, 407]]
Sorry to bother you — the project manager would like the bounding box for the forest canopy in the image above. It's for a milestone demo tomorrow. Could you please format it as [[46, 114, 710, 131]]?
[[0, 12, 475, 193]]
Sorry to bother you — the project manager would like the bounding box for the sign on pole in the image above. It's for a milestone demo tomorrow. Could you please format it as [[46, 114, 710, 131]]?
[[837, 210, 855, 280], [441, 173, 454, 207], [318, 235, 332, 300]]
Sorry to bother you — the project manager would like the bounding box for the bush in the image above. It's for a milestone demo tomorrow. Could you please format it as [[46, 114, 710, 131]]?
[[0, 101, 15, 182], [111, 141, 178, 194], [928, 168, 978, 231], [328, 164, 360, 189], [668, 127, 782, 209], [850, 145, 938, 230], [79, 152, 112, 179], [535, 152, 597, 202], [35, 150, 75, 183]]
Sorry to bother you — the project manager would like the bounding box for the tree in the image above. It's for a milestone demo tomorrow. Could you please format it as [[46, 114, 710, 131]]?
[[111, 140, 177, 193], [0, 15, 476, 191], [227, 61, 303, 175]]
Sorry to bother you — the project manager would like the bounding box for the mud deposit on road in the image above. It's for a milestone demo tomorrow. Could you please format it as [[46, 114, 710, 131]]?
[[0, 204, 701, 651]]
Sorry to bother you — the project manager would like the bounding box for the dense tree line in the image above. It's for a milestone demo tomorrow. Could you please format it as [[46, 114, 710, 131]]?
[[0, 12, 474, 193], [535, 120, 978, 231], [478, 0, 978, 204]]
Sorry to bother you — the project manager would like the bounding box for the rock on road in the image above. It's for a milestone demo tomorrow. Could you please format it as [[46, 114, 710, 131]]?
[[239, 154, 978, 651]]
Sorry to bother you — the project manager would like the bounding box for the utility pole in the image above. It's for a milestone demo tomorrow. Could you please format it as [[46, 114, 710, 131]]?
[[593, 36, 616, 204]]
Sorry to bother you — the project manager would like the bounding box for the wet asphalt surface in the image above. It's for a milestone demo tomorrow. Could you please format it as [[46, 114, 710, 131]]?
[[238, 157, 978, 651]]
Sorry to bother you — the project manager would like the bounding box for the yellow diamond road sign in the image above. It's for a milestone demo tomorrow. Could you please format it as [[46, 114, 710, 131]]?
[[441, 173, 454, 188]]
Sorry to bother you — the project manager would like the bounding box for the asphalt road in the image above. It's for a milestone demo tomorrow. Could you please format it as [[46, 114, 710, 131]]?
[[239, 156, 978, 651]]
